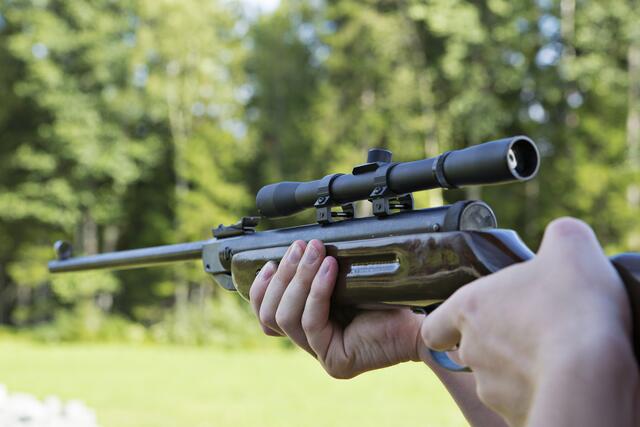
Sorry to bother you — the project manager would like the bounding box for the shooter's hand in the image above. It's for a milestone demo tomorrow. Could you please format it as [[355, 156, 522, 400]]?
[[421, 218, 639, 427], [249, 239, 423, 378]]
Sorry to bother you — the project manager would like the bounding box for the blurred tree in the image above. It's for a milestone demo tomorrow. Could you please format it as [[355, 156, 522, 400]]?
[[0, 0, 638, 340], [0, 0, 251, 333], [0, 0, 160, 325], [116, 0, 252, 329], [312, 0, 535, 221], [244, 3, 323, 190], [318, 0, 640, 250], [558, 0, 640, 251]]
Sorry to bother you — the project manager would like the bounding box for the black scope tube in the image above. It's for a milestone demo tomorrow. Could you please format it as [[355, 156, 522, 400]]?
[[256, 136, 540, 218]]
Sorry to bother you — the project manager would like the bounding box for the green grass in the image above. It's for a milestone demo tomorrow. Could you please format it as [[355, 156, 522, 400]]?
[[0, 341, 467, 427]]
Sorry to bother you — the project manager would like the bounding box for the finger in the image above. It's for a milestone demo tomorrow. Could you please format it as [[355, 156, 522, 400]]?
[[537, 217, 602, 261], [249, 261, 281, 336], [259, 240, 306, 335], [536, 217, 623, 289], [420, 290, 466, 352], [276, 240, 326, 354], [302, 256, 339, 359]]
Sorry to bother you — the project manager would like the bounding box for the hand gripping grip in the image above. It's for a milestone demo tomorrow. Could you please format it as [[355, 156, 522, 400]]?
[[424, 254, 640, 373]]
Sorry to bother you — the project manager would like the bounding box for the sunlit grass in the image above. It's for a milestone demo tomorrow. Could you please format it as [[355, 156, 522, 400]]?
[[0, 341, 467, 427]]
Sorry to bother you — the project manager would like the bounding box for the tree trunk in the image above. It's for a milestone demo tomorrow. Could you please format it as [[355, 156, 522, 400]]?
[[561, 0, 576, 59], [405, 11, 443, 208], [627, 38, 640, 248], [80, 211, 98, 255], [627, 41, 640, 174], [103, 225, 120, 252], [166, 67, 194, 322], [0, 265, 13, 325]]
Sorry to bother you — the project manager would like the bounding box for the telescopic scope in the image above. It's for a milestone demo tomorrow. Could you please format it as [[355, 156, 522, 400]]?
[[256, 136, 540, 218]]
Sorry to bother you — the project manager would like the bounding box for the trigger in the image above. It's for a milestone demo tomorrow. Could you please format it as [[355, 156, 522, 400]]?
[[410, 303, 441, 315]]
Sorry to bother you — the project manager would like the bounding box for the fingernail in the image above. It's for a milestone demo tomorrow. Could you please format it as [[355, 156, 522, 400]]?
[[259, 262, 275, 280], [303, 242, 320, 264], [287, 243, 303, 264], [319, 258, 332, 275]]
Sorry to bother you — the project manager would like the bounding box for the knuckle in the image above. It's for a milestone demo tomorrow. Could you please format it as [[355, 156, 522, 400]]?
[[543, 218, 609, 275], [279, 264, 297, 280], [420, 321, 435, 347], [301, 312, 315, 334], [475, 381, 514, 417], [452, 286, 477, 328], [324, 364, 354, 380], [275, 260, 292, 277], [293, 268, 318, 288], [546, 217, 594, 240], [296, 261, 316, 276], [262, 325, 281, 337], [285, 241, 305, 263], [456, 343, 472, 367], [274, 307, 295, 330], [259, 309, 277, 331], [323, 352, 356, 379], [475, 382, 499, 409], [459, 288, 479, 318], [248, 280, 262, 301]]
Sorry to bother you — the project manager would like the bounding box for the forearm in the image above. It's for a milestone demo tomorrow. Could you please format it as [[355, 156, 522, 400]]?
[[419, 348, 508, 427], [527, 334, 639, 427]]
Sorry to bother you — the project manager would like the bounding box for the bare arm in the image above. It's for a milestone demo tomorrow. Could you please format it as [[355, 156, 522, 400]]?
[[421, 352, 508, 427]]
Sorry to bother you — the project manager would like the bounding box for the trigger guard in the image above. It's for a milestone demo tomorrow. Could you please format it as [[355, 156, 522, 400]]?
[[429, 349, 472, 373]]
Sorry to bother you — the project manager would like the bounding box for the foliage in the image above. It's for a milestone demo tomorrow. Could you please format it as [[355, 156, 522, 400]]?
[[22, 292, 264, 347], [0, 0, 638, 340]]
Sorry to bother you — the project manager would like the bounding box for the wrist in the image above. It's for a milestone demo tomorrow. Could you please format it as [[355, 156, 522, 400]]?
[[529, 331, 638, 427], [537, 308, 635, 374]]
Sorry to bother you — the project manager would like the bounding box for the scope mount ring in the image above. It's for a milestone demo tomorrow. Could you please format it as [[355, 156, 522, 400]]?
[[314, 173, 355, 225], [369, 163, 414, 217]]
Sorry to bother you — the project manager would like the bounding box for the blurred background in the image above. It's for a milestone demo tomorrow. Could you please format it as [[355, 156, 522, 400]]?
[[0, 0, 638, 425]]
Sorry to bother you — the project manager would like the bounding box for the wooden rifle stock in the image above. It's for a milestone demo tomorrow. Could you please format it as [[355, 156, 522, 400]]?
[[232, 229, 640, 360], [611, 255, 640, 360]]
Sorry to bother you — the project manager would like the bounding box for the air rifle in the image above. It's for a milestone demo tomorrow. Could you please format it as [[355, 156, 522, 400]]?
[[48, 136, 640, 370]]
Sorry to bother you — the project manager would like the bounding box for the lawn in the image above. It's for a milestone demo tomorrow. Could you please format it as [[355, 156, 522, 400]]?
[[0, 341, 468, 427]]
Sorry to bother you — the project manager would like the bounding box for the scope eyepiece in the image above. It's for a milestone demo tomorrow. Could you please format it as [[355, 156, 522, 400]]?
[[256, 136, 540, 218]]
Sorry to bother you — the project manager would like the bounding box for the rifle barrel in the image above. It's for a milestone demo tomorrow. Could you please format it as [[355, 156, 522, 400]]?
[[48, 241, 209, 273]]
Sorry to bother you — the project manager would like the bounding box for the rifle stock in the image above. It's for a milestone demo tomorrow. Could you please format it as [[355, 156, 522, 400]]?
[[233, 231, 640, 360], [611, 255, 640, 359], [231, 229, 534, 306]]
